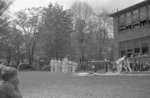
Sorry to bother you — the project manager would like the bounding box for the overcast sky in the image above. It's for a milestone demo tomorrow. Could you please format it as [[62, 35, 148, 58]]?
[[9, 0, 144, 13]]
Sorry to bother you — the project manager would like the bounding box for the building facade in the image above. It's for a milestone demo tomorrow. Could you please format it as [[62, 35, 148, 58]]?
[[110, 1, 150, 61]]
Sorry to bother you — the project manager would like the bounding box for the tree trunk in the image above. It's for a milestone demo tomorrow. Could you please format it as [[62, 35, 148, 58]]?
[[6, 47, 11, 66]]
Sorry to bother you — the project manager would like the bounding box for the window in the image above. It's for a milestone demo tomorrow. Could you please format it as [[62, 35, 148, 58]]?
[[119, 14, 125, 26], [119, 14, 126, 31], [133, 10, 139, 23], [127, 49, 133, 57], [142, 44, 148, 55], [148, 5, 150, 24], [135, 48, 140, 53], [126, 12, 132, 25], [120, 50, 126, 57], [140, 7, 147, 20], [134, 48, 140, 56], [125, 12, 132, 30], [140, 7, 147, 26]]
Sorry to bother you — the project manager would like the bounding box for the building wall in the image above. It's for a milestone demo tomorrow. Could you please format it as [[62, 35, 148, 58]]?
[[119, 36, 150, 57], [118, 26, 150, 42], [113, 4, 150, 60]]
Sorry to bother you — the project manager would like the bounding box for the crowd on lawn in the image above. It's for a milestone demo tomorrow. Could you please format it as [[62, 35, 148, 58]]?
[[88, 56, 150, 73], [114, 56, 150, 72]]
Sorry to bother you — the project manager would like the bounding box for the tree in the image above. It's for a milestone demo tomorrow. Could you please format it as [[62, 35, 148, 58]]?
[[84, 10, 113, 60], [70, 1, 94, 70], [6, 26, 24, 66], [70, 2, 114, 70], [0, 0, 13, 64], [94, 11, 113, 59], [0, 0, 12, 35], [13, 7, 43, 65], [0, 0, 12, 16], [0, 0, 12, 39], [38, 3, 73, 59], [71, 1, 93, 21]]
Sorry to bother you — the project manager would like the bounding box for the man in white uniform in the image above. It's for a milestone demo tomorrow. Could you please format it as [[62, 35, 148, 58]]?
[[116, 56, 126, 73]]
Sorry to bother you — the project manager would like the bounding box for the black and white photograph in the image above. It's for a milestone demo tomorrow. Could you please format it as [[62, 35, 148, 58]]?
[[0, 0, 150, 98]]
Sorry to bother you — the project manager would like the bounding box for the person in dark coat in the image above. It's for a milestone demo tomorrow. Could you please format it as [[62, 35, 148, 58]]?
[[0, 67, 22, 98]]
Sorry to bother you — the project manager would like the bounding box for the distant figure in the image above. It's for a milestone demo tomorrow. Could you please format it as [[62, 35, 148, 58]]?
[[116, 56, 126, 73], [123, 57, 132, 72], [57, 59, 61, 72], [50, 59, 54, 72], [0, 67, 22, 98], [92, 65, 96, 72]]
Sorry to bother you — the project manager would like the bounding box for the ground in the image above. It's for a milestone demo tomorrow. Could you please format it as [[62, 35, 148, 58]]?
[[19, 72, 150, 98]]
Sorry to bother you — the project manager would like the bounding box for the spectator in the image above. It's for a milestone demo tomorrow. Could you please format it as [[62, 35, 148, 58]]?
[[0, 67, 22, 98]]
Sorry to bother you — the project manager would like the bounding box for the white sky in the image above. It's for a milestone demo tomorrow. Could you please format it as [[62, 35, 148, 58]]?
[[9, 0, 144, 13]]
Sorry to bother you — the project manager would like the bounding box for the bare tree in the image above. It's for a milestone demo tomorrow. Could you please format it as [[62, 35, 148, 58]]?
[[13, 7, 43, 65], [70, 1, 94, 70]]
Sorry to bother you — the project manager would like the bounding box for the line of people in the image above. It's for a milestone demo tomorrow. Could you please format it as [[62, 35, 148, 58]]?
[[50, 58, 78, 72]]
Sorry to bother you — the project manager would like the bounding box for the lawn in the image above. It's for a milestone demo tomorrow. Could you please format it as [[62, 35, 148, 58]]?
[[19, 72, 150, 98]]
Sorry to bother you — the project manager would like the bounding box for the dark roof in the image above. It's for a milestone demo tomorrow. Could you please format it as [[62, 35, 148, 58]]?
[[110, 0, 150, 17]]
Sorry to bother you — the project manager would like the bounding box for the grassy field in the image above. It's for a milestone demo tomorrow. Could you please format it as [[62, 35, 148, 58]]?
[[19, 72, 150, 98]]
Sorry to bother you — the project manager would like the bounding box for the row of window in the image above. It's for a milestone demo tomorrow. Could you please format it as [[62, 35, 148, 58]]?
[[119, 37, 150, 57], [119, 5, 150, 31], [119, 19, 150, 31], [120, 45, 149, 57]]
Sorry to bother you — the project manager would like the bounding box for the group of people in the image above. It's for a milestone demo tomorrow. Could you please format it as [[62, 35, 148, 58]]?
[[115, 56, 132, 73], [115, 55, 150, 72], [0, 64, 22, 98], [50, 58, 78, 72]]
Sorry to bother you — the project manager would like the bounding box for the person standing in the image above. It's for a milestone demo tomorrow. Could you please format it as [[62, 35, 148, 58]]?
[[124, 57, 132, 72], [116, 56, 126, 73]]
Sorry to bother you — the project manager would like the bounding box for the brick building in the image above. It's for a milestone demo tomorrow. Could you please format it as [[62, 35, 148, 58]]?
[[110, 1, 150, 62]]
